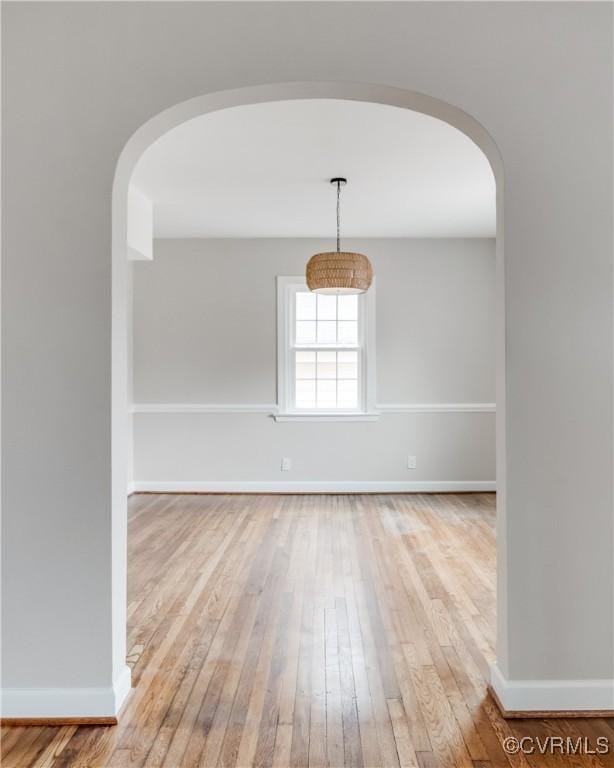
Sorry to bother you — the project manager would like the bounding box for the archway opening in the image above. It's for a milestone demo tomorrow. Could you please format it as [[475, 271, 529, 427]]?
[[112, 83, 505, 730]]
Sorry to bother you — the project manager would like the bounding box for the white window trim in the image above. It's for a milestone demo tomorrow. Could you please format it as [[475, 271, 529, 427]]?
[[275, 275, 378, 421]]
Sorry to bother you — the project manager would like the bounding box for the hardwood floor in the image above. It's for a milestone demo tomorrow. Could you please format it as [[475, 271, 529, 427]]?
[[3, 492, 613, 767]]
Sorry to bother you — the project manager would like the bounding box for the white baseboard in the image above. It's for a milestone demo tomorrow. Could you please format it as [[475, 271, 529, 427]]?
[[490, 662, 614, 713], [114, 665, 132, 714], [1, 665, 131, 719], [127, 481, 136, 495], [131, 480, 496, 494]]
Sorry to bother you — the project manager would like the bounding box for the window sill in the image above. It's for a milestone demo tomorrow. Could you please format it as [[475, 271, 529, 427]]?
[[273, 411, 380, 422]]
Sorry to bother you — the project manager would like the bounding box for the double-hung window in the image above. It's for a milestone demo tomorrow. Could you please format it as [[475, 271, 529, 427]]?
[[276, 277, 376, 420]]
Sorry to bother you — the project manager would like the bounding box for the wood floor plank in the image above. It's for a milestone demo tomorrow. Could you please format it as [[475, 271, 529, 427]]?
[[3, 492, 613, 768], [387, 698, 420, 768]]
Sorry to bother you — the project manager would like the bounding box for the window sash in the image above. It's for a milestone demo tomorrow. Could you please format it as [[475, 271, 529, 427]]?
[[289, 285, 364, 412], [291, 347, 363, 411], [277, 277, 375, 416]]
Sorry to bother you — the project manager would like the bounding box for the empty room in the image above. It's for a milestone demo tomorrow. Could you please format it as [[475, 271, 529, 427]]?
[[2, 3, 613, 768]]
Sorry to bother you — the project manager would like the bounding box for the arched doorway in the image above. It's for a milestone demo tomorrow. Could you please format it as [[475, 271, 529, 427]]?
[[111, 80, 506, 705]]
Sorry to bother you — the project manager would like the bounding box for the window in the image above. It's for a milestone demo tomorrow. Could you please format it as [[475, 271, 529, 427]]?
[[276, 277, 376, 420]]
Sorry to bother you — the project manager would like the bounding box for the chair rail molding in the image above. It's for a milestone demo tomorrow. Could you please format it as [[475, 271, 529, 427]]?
[[130, 403, 278, 413], [377, 403, 495, 413], [130, 402, 496, 415]]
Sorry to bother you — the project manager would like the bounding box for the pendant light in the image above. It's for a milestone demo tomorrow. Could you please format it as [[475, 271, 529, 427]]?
[[306, 178, 373, 294]]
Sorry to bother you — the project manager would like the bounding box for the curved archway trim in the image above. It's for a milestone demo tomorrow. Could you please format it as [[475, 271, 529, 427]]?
[[111, 80, 506, 705]]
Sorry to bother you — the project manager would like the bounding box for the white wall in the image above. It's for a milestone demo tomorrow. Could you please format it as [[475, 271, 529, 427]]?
[[127, 186, 153, 262], [132, 238, 495, 488], [2, 2, 612, 717]]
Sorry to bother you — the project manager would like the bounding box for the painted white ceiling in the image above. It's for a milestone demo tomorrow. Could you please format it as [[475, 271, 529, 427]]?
[[132, 99, 495, 239]]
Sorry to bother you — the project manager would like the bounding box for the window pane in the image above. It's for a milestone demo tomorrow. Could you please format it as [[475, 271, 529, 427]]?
[[296, 291, 316, 320], [337, 379, 358, 408], [288, 285, 366, 412], [338, 350, 358, 379], [296, 379, 316, 408], [316, 320, 337, 344], [317, 293, 337, 320], [338, 321, 358, 345], [296, 350, 316, 379], [316, 379, 336, 408], [296, 320, 316, 344], [317, 350, 336, 379], [338, 294, 358, 320]]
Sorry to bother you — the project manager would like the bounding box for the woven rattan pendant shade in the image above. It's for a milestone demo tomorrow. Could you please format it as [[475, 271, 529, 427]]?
[[306, 178, 373, 294], [306, 251, 373, 294]]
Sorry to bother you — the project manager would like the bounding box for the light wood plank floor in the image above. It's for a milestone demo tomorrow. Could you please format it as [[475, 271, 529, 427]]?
[[3, 493, 613, 767]]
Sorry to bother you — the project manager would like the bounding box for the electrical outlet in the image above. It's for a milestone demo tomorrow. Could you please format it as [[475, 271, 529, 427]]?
[[281, 457, 292, 472], [407, 455, 417, 470]]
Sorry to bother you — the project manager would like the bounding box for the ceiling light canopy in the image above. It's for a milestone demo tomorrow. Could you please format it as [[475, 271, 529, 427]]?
[[306, 178, 373, 294]]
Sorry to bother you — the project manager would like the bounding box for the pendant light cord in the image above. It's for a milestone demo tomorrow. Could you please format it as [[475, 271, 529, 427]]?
[[336, 180, 341, 253]]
